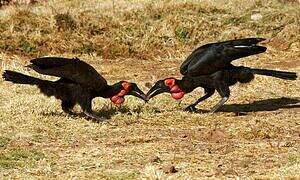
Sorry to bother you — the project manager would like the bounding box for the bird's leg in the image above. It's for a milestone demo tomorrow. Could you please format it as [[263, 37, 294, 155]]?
[[185, 88, 215, 112], [80, 99, 107, 122], [61, 100, 76, 116], [210, 96, 229, 113], [210, 81, 230, 113]]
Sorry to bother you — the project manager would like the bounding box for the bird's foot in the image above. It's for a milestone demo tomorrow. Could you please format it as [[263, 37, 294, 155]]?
[[84, 111, 109, 123], [66, 111, 77, 116], [63, 110, 78, 118], [184, 105, 198, 112], [84, 112, 117, 126], [66, 114, 77, 119], [63, 108, 77, 116]]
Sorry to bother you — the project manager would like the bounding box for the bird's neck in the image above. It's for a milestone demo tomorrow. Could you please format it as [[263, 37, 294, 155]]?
[[177, 76, 213, 93], [96, 84, 121, 98], [177, 77, 197, 93]]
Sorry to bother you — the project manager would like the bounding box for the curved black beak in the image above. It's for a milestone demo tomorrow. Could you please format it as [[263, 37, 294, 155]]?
[[128, 84, 147, 101], [146, 82, 169, 101]]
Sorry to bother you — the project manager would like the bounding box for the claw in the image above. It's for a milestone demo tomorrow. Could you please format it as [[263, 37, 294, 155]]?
[[184, 105, 198, 112], [84, 111, 107, 122]]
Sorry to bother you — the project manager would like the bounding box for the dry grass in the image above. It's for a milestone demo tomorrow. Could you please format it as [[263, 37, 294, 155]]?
[[0, 0, 300, 179]]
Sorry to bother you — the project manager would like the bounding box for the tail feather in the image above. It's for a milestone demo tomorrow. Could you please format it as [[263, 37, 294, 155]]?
[[250, 68, 297, 80], [221, 37, 267, 59], [2, 70, 43, 85], [3, 70, 57, 97]]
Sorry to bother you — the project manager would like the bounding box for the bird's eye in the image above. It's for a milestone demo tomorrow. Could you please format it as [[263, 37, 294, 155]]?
[[122, 82, 131, 91], [164, 79, 175, 87]]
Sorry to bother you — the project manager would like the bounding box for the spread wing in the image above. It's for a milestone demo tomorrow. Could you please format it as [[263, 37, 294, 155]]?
[[27, 57, 107, 90], [180, 38, 267, 76]]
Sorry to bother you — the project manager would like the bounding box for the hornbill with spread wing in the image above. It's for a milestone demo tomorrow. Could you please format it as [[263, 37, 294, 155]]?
[[146, 38, 297, 112], [2, 57, 146, 121]]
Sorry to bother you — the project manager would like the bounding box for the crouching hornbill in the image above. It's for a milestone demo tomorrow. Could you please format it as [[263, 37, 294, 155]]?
[[2, 57, 146, 121], [146, 38, 297, 113]]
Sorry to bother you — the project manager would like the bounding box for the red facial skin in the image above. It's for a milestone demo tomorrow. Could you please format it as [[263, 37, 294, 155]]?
[[122, 82, 131, 91], [164, 79, 185, 100], [165, 78, 176, 87], [110, 82, 131, 105]]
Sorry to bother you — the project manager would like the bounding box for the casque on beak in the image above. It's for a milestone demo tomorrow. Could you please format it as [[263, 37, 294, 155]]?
[[128, 84, 147, 101]]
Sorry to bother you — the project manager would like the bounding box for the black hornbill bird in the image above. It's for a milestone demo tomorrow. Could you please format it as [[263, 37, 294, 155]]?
[[146, 38, 297, 113], [2, 57, 146, 121]]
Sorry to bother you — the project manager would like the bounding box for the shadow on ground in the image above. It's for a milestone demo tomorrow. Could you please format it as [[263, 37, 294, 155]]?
[[40, 97, 299, 120], [219, 97, 300, 113], [192, 97, 300, 114], [41, 105, 143, 123]]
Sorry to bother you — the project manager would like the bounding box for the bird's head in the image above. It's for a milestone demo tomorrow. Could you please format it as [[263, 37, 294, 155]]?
[[110, 81, 146, 105], [146, 78, 185, 101]]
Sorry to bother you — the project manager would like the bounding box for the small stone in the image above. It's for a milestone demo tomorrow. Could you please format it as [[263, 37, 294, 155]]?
[[145, 82, 153, 88], [163, 165, 178, 174], [115, 159, 125, 164], [149, 155, 161, 163], [263, 134, 271, 139], [180, 134, 188, 138], [154, 108, 162, 113], [251, 13, 263, 21]]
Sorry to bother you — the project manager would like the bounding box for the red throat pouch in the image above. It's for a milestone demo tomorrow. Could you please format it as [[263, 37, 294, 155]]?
[[171, 92, 185, 99], [114, 97, 125, 104], [117, 89, 127, 97], [170, 85, 181, 93], [110, 96, 125, 105], [165, 79, 184, 100]]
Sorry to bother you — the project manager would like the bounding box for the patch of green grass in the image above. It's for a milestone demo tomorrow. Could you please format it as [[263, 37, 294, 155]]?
[[19, 39, 37, 53], [54, 13, 77, 31], [31, 134, 44, 143], [175, 26, 189, 42], [0, 136, 10, 147], [87, 171, 140, 180], [72, 42, 95, 55], [0, 155, 18, 169], [108, 171, 140, 180], [288, 155, 300, 165], [0, 22, 8, 33], [0, 148, 45, 169], [224, 15, 250, 26]]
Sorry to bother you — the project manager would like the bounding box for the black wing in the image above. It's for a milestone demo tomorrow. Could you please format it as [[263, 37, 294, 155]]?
[[27, 57, 107, 90], [180, 38, 267, 76]]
